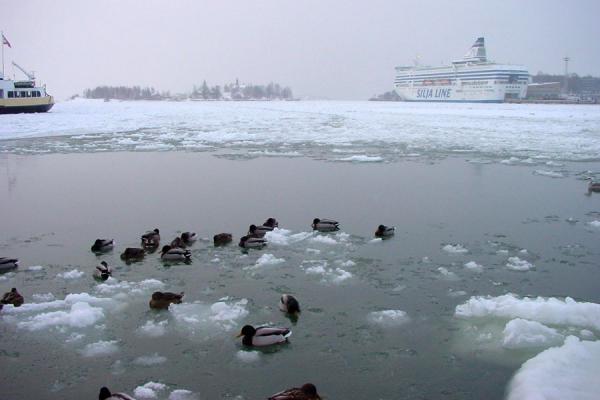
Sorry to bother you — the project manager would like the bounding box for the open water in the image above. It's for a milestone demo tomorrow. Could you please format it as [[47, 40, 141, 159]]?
[[1, 100, 600, 399]]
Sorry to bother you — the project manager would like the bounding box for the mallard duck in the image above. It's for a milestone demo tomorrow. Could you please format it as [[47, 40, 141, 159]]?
[[589, 181, 600, 193], [239, 235, 266, 249], [279, 294, 301, 315], [0, 257, 19, 272], [120, 247, 145, 262], [141, 228, 160, 247], [312, 218, 339, 232], [248, 224, 274, 238], [237, 325, 291, 347], [1, 288, 24, 307], [268, 383, 321, 400], [91, 239, 115, 253], [160, 245, 191, 262], [149, 291, 184, 309], [375, 224, 395, 238], [93, 261, 113, 281], [263, 218, 279, 228], [98, 386, 136, 400], [170, 236, 185, 248], [181, 232, 197, 244], [214, 233, 233, 246]]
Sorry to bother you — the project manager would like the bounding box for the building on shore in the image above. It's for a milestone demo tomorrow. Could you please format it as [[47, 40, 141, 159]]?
[[526, 82, 561, 100]]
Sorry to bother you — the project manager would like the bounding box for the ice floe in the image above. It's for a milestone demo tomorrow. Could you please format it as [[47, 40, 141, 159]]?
[[134, 382, 167, 399], [133, 353, 167, 366], [170, 298, 249, 335], [137, 320, 168, 337], [533, 169, 564, 178], [236, 350, 261, 363], [506, 336, 600, 400], [303, 261, 353, 284], [95, 278, 165, 295], [368, 310, 410, 327], [506, 257, 534, 271], [588, 220, 600, 228], [80, 340, 119, 357], [27, 265, 44, 271], [264, 228, 313, 245], [338, 155, 383, 162], [252, 253, 285, 268], [32, 293, 55, 302], [464, 261, 483, 272], [442, 244, 468, 254], [57, 269, 84, 279], [502, 318, 564, 349]]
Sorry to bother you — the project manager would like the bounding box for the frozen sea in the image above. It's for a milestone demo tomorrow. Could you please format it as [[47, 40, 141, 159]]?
[[1, 99, 600, 400]]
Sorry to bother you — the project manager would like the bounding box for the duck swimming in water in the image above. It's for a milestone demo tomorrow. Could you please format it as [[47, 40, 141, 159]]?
[[141, 228, 160, 248], [0, 257, 19, 272], [375, 225, 395, 238], [94, 261, 112, 281], [263, 218, 279, 228], [279, 294, 301, 315], [160, 245, 191, 262], [589, 181, 600, 193], [120, 247, 145, 262], [312, 218, 340, 232], [214, 233, 233, 246], [268, 383, 321, 400], [239, 235, 267, 249], [248, 224, 274, 238], [98, 386, 136, 400], [181, 232, 197, 244], [237, 325, 291, 347], [1, 288, 24, 307], [149, 291, 184, 309], [91, 239, 115, 253]]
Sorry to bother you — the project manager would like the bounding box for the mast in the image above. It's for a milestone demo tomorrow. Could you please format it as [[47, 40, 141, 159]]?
[[1, 30, 4, 79]]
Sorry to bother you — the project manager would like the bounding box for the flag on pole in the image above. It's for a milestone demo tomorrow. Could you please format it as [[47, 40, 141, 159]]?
[[2, 33, 11, 48]]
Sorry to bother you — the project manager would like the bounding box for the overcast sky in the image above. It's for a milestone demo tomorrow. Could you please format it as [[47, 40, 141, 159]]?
[[2, 0, 599, 100]]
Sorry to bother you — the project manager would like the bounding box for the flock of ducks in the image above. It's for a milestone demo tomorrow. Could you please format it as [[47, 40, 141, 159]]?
[[2, 217, 396, 400]]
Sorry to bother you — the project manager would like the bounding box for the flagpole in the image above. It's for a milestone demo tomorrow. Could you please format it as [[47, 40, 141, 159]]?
[[1, 30, 4, 79]]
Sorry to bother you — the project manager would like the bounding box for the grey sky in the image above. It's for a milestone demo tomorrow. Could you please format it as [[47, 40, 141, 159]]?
[[2, 0, 599, 100]]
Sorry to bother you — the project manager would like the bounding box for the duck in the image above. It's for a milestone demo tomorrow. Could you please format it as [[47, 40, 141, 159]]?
[[237, 325, 291, 347], [0, 257, 19, 272], [312, 218, 340, 232], [279, 294, 301, 315], [263, 218, 279, 228], [94, 261, 112, 281], [239, 235, 266, 249], [375, 224, 395, 238], [149, 291, 184, 309], [248, 224, 274, 238], [1, 288, 24, 307], [170, 236, 185, 248], [214, 233, 233, 246], [141, 228, 160, 247], [181, 232, 197, 245], [91, 239, 115, 253], [268, 383, 321, 400], [160, 245, 191, 262], [120, 247, 145, 262], [98, 386, 136, 400], [589, 181, 600, 193]]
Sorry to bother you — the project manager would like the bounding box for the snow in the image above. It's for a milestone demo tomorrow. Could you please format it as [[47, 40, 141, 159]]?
[[506, 336, 600, 400], [502, 318, 564, 349]]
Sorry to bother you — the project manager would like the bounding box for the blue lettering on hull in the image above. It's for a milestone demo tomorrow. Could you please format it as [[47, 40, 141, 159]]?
[[416, 88, 452, 99]]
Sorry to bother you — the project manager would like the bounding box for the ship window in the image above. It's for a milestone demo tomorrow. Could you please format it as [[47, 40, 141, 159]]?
[[27, 91, 31, 97], [8, 91, 14, 98], [36, 91, 41, 97], [0, 89, 3, 98]]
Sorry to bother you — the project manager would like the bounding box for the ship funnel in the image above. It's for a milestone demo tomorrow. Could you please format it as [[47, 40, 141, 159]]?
[[463, 37, 487, 62]]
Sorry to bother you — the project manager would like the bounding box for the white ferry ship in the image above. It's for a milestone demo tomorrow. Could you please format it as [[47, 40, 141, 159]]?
[[0, 62, 54, 114], [394, 38, 529, 103]]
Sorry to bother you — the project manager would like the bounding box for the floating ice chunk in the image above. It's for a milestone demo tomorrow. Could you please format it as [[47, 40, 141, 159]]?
[[137, 320, 168, 337], [65, 333, 85, 343], [264, 228, 312, 245], [438, 267, 459, 280], [80, 340, 118, 357], [310, 235, 338, 245], [335, 232, 350, 241], [17, 302, 105, 331], [95, 278, 164, 295], [171, 299, 249, 334], [211, 257, 220, 262], [134, 381, 167, 399], [338, 155, 383, 162], [133, 353, 167, 366], [368, 310, 410, 327], [168, 389, 197, 400], [506, 336, 600, 400], [502, 318, 564, 349], [496, 249, 509, 255], [443, 244, 468, 254], [580, 329, 594, 339], [32, 293, 55, 302], [236, 350, 261, 363], [338, 260, 356, 267], [588, 220, 600, 228], [57, 269, 84, 279], [27, 265, 44, 271], [506, 257, 534, 271], [448, 290, 468, 297], [369, 238, 383, 243], [3, 292, 113, 315], [455, 293, 600, 331], [306, 248, 321, 254], [304, 262, 352, 284], [519, 249, 528, 254], [253, 253, 285, 267], [533, 169, 564, 178], [464, 261, 483, 272]]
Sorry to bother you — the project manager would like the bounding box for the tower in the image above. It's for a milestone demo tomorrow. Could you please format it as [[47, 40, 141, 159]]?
[[563, 56, 570, 94]]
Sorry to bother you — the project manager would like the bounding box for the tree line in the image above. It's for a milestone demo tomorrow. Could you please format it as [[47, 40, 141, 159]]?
[[532, 72, 600, 94], [83, 86, 167, 100]]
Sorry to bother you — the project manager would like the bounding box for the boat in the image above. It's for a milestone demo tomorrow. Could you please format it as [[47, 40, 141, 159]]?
[[393, 37, 529, 103], [0, 33, 54, 114]]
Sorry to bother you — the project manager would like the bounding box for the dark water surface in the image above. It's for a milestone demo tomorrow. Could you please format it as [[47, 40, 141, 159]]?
[[1, 152, 599, 399]]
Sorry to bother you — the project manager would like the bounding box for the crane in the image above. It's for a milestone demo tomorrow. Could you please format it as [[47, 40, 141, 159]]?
[[11, 61, 35, 80]]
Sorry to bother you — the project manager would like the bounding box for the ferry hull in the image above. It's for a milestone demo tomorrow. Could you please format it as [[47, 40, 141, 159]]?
[[394, 85, 506, 103], [0, 102, 54, 114]]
